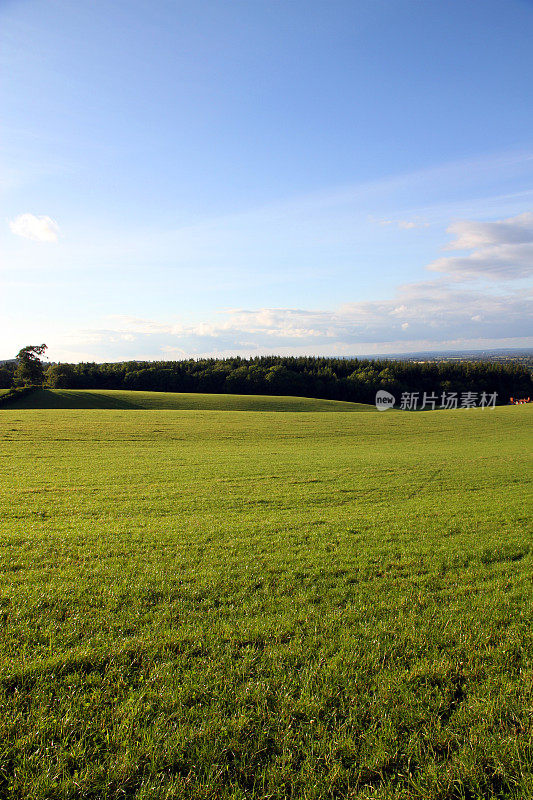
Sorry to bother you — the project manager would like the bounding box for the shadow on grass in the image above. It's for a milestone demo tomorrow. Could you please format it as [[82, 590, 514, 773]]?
[[3, 389, 139, 409]]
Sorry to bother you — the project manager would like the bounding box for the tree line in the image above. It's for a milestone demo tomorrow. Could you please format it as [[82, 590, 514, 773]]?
[[1, 349, 531, 404]]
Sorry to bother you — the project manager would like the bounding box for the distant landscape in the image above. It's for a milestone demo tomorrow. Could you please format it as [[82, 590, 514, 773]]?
[[358, 349, 533, 366]]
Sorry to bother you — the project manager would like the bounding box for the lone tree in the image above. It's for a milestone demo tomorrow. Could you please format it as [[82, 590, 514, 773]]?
[[15, 344, 48, 387]]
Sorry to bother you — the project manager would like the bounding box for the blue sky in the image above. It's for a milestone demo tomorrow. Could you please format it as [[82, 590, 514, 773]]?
[[1, 0, 532, 361]]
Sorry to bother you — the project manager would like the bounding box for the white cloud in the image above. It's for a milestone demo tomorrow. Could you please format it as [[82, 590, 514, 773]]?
[[374, 217, 429, 230], [161, 346, 188, 358], [444, 212, 533, 250], [99, 211, 530, 351], [9, 213, 60, 243], [106, 316, 169, 335], [93, 279, 530, 357], [429, 212, 533, 280]]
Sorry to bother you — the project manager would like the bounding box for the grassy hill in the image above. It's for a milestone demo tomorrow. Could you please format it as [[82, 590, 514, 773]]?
[[1, 387, 374, 411], [0, 405, 531, 799]]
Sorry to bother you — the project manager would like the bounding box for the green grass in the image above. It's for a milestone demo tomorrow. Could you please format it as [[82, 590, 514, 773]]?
[[3, 388, 374, 412], [0, 405, 532, 799]]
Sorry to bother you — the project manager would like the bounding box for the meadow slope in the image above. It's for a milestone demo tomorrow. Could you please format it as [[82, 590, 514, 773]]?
[[2, 388, 373, 412], [0, 406, 532, 799]]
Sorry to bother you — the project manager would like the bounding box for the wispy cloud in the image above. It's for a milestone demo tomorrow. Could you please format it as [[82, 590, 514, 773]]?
[[428, 212, 533, 280], [444, 212, 533, 250], [47, 210, 532, 359], [373, 217, 430, 230], [2, 152, 532, 280], [98, 282, 531, 354], [8, 213, 60, 243]]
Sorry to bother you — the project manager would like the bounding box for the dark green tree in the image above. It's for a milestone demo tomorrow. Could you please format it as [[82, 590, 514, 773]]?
[[15, 344, 48, 387], [0, 364, 15, 389], [45, 363, 75, 388]]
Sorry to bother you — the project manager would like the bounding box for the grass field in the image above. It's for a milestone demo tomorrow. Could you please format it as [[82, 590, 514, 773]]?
[[0, 404, 532, 799], [2, 388, 373, 412]]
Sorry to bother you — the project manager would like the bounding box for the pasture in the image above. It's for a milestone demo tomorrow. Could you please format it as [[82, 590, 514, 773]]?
[[0, 401, 531, 799], [2, 389, 373, 412]]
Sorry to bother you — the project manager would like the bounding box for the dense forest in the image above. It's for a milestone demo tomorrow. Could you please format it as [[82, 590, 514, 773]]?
[[1, 355, 531, 405]]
